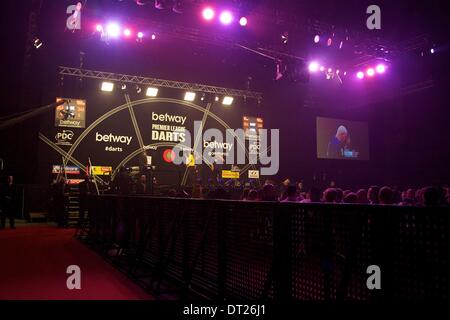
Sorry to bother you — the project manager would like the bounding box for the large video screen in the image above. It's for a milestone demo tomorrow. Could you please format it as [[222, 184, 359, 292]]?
[[316, 117, 370, 160]]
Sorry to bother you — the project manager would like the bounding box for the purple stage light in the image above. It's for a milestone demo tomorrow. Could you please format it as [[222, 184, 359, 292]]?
[[328, 68, 332, 73], [239, 17, 248, 26], [320, 66, 325, 72], [202, 8, 215, 21], [356, 71, 365, 79], [314, 35, 320, 43], [308, 62, 319, 73], [96, 24, 103, 32], [106, 23, 121, 37], [376, 64, 386, 74], [151, 34, 156, 40], [220, 11, 233, 25], [137, 32, 144, 39], [430, 48, 435, 54], [366, 68, 375, 77], [124, 28, 132, 37]]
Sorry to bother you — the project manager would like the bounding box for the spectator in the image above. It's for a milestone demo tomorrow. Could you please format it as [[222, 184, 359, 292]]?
[[1, 175, 16, 230], [247, 189, 259, 201], [335, 188, 344, 203], [356, 189, 368, 204], [343, 192, 358, 204], [323, 188, 337, 203], [261, 184, 278, 201], [281, 185, 298, 202], [368, 186, 380, 204], [379, 186, 394, 205], [423, 186, 439, 206]]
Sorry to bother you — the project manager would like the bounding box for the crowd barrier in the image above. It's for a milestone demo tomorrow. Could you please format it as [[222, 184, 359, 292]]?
[[82, 195, 450, 300]]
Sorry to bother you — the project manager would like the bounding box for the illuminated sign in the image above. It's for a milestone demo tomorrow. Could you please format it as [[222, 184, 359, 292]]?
[[90, 166, 112, 176], [222, 170, 240, 179]]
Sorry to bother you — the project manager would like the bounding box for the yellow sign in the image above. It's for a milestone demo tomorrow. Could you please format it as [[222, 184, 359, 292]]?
[[91, 166, 112, 176], [222, 170, 240, 179]]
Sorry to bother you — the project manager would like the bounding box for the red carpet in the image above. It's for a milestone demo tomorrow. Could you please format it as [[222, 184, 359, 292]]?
[[0, 225, 154, 300]]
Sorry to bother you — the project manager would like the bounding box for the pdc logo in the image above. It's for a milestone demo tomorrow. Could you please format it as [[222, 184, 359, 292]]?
[[55, 130, 75, 146]]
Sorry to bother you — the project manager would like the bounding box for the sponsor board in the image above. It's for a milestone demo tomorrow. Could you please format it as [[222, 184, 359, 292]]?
[[222, 170, 240, 179], [95, 132, 133, 152], [151, 112, 187, 143], [52, 165, 80, 175], [90, 166, 112, 176], [55, 98, 86, 128], [67, 179, 84, 185], [248, 170, 260, 179], [55, 130, 75, 146]]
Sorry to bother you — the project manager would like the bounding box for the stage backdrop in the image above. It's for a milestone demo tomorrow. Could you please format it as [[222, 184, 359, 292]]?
[[37, 77, 265, 188]]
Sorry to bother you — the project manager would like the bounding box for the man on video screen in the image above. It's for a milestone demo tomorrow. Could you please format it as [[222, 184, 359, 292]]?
[[327, 125, 348, 158]]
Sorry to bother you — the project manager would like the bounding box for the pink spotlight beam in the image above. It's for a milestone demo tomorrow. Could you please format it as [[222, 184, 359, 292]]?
[[220, 11, 233, 25], [202, 8, 215, 21]]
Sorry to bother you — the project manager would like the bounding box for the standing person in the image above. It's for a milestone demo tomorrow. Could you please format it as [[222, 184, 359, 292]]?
[[78, 175, 96, 227], [1, 175, 16, 229]]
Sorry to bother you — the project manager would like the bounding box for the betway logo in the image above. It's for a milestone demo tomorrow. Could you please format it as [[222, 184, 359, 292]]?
[[95, 132, 133, 145], [152, 112, 186, 125], [203, 140, 233, 151]]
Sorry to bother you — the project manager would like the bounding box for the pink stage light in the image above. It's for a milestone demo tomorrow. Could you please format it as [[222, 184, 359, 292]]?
[[96, 24, 103, 32], [328, 68, 333, 73], [137, 32, 144, 39], [314, 35, 320, 43], [376, 64, 386, 74], [356, 71, 365, 79], [202, 8, 215, 21], [220, 11, 233, 25], [123, 28, 132, 37], [239, 17, 248, 26], [366, 68, 375, 77], [151, 34, 156, 40], [319, 66, 325, 72], [106, 23, 121, 37], [308, 62, 319, 73]]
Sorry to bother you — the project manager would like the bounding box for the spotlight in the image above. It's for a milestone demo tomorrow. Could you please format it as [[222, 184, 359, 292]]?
[[339, 41, 344, 49], [222, 96, 234, 105], [200, 94, 205, 101], [239, 17, 248, 26], [319, 66, 325, 72], [356, 71, 365, 79], [137, 32, 144, 39], [308, 62, 319, 73], [219, 11, 233, 25], [336, 70, 340, 75], [343, 71, 347, 76], [366, 68, 375, 77], [327, 68, 332, 73], [151, 34, 156, 40], [121, 83, 127, 90], [106, 23, 121, 37], [215, 96, 220, 102], [327, 38, 332, 46], [96, 24, 103, 32], [184, 92, 196, 101], [430, 48, 435, 54], [281, 32, 289, 44], [314, 35, 320, 43], [124, 28, 132, 37], [376, 64, 386, 74], [101, 82, 114, 92], [202, 7, 215, 21], [136, 86, 142, 94], [146, 87, 158, 97]]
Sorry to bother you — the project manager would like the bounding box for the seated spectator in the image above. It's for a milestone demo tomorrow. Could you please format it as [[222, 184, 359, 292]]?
[[281, 185, 298, 202], [368, 186, 380, 204], [241, 188, 250, 201], [343, 192, 358, 204], [167, 188, 177, 197], [261, 184, 278, 201], [323, 188, 337, 203], [423, 186, 439, 206], [300, 187, 322, 203], [335, 188, 344, 203], [379, 186, 394, 205], [356, 189, 368, 204], [247, 189, 259, 201]]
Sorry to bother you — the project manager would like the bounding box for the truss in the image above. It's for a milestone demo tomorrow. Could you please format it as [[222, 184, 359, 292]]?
[[58, 66, 263, 101]]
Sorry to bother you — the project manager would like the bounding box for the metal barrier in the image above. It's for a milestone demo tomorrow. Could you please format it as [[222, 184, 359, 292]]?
[[84, 195, 450, 300]]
